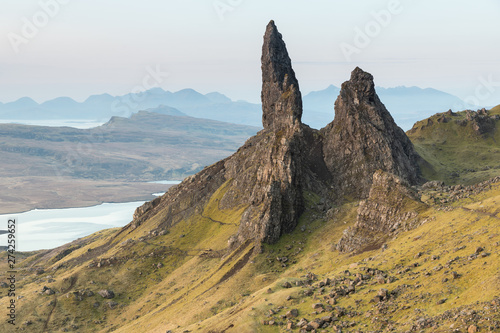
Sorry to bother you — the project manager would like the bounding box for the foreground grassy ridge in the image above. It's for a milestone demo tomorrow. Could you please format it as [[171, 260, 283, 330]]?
[[0, 180, 249, 332], [190, 184, 500, 332], [1, 184, 499, 332], [407, 107, 500, 185]]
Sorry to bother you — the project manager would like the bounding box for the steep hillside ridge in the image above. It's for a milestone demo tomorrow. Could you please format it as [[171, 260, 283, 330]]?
[[322, 67, 422, 200], [408, 107, 500, 184], [130, 22, 423, 250], [190, 180, 500, 333]]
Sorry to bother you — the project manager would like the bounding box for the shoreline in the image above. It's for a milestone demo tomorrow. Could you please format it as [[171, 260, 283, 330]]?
[[0, 177, 174, 215]]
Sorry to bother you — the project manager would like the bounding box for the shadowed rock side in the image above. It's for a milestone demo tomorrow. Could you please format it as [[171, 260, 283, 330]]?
[[129, 23, 423, 253], [336, 170, 427, 253], [321, 67, 422, 200], [261, 20, 303, 131], [129, 21, 326, 250]]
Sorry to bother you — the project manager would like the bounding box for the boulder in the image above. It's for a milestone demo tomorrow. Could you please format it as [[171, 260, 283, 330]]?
[[98, 290, 115, 299]]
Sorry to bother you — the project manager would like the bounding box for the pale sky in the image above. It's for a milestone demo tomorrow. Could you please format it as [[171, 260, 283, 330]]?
[[1, 0, 499, 107]]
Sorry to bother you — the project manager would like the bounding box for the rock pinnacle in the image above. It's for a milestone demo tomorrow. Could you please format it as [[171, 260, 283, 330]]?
[[261, 20, 302, 131], [322, 66, 422, 199]]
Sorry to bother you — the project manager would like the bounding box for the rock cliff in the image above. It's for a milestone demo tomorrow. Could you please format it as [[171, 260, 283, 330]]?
[[130, 21, 423, 252], [322, 67, 422, 200], [130, 21, 315, 250], [261, 20, 302, 131], [336, 170, 426, 253]]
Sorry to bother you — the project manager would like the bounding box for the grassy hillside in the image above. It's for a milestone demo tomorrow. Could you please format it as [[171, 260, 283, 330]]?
[[2, 107, 500, 332], [1, 178, 499, 332], [407, 106, 500, 185]]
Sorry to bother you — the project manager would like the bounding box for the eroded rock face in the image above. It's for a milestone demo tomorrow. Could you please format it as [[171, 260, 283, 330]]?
[[336, 170, 426, 253], [131, 21, 311, 249], [225, 20, 307, 246], [322, 67, 422, 200], [261, 20, 302, 131], [223, 130, 305, 246], [129, 22, 423, 252]]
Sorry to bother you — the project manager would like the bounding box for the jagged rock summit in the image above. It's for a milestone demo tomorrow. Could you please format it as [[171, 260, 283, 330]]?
[[9, 21, 500, 333], [322, 66, 422, 200], [261, 20, 302, 131], [131, 20, 310, 251], [130, 21, 422, 252]]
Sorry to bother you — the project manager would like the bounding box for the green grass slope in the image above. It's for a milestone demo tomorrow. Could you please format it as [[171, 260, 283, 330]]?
[[407, 106, 500, 185]]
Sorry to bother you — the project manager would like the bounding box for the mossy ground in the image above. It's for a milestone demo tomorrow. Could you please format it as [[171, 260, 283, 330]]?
[[408, 107, 500, 185], [188, 184, 500, 333]]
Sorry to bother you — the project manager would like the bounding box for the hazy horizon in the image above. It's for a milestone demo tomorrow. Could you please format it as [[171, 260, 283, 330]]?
[[1, 0, 500, 107], [0, 83, 471, 105]]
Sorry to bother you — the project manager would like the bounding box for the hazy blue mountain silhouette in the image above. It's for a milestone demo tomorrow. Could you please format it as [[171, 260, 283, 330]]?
[[0, 88, 262, 126], [0, 86, 472, 130]]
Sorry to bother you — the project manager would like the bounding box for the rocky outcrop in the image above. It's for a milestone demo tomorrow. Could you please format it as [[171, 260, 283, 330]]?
[[261, 20, 302, 131], [130, 21, 314, 250], [130, 21, 423, 253], [222, 21, 312, 247], [466, 109, 496, 135], [337, 170, 426, 253], [421, 176, 500, 205], [322, 67, 422, 200], [410, 108, 499, 134]]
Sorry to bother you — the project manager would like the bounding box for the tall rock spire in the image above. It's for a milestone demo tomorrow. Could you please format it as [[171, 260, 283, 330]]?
[[261, 20, 302, 131], [322, 67, 422, 199], [130, 27, 423, 258]]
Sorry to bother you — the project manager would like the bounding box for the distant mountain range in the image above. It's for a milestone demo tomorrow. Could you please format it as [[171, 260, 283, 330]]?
[[0, 88, 262, 126], [0, 86, 475, 130]]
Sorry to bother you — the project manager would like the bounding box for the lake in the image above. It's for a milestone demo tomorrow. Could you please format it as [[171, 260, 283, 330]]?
[[0, 181, 182, 252], [0, 201, 144, 252], [0, 119, 107, 129]]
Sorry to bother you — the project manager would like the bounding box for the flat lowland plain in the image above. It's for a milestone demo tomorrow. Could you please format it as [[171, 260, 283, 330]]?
[[0, 112, 258, 214], [0, 176, 169, 214]]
